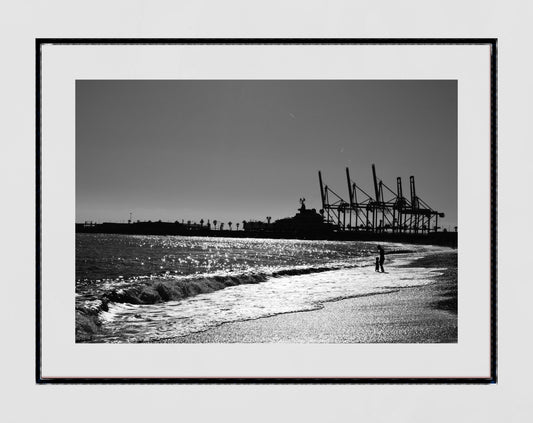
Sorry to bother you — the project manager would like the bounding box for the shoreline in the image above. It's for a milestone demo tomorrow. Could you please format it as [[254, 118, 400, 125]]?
[[76, 249, 457, 343], [169, 251, 457, 343]]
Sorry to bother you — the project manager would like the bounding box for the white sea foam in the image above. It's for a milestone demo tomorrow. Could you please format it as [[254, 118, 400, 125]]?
[[94, 250, 447, 342]]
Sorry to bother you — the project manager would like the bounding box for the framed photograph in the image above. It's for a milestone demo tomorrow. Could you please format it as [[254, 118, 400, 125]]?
[[36, 39, 496, 383]]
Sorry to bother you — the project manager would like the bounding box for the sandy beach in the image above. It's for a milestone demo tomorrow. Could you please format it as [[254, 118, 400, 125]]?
[[173, 251, 457, 343]]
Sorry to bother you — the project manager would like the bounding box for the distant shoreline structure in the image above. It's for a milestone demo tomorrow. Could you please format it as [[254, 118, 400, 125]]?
[[76, 223, 457, 248], [78, 163, 457, 246], [77, 165, 458, 248], [76, 211, 457, 248]]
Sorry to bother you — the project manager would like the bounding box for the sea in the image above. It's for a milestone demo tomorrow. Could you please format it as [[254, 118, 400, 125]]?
[[76, 233, 448, 343]]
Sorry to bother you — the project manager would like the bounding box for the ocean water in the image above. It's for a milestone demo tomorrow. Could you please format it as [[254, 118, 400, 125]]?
[[76, 234, 448, 343]]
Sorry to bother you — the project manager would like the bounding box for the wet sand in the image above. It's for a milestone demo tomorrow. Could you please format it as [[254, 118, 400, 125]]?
[[174, 251, 457, 343]]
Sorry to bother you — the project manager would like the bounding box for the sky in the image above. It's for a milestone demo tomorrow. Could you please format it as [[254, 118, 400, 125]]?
[[76, 80, 457, 229]]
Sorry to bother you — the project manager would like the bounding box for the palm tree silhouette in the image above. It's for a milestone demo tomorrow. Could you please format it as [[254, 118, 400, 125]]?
[[242, 220, 246, 231], [228, 221, 233, 231], [266, 216, 271, 224], [236, 223, 240, 231], [220, 222, 224, 231], [200, 219, 204, 227], [213, 220, 218, 230]]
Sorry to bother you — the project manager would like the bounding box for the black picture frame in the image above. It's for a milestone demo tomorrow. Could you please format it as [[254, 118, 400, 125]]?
[[36, 38, 497, 384]]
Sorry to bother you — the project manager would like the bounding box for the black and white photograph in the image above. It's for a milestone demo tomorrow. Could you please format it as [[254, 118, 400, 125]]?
[[37, 40, 495, 383], [75, 79, 459, 344]]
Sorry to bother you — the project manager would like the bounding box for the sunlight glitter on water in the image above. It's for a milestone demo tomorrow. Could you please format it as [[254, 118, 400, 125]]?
[[96, 256, 445, 342], [77, 234, 448, 343]]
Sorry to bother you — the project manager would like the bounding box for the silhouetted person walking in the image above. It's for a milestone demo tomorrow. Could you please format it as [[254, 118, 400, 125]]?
[[377, 245, 385, 272]]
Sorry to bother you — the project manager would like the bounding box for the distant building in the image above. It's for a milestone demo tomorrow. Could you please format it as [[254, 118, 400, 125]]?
[[273, 202, 329, 233]]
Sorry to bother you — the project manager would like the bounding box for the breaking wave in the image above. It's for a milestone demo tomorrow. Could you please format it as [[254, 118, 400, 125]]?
[[75, 235, 452, 342], [81, 264, 358, 315]]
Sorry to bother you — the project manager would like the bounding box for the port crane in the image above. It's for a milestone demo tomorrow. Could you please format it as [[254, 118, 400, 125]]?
[[318, 164, 444, 234]]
